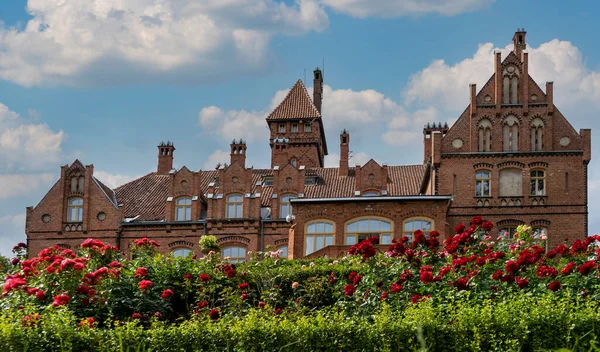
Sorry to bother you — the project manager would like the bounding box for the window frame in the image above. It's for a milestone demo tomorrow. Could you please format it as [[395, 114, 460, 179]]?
[[291, 123, 298, 133], [277, 245, 288, 258], [304, 123, 311, 132], [221, 246, 247, 263], [175, 196, 193, 221], [279, 193, 297, 218], [278, 123, 285, 133], [475, 170, 491, 197], [305, 220, 335, 256], [499, 227, 518, 239], [226, 193, 244, 218], [171, 247, 193, 258], [402, 217, 434, 242], [345, 217, 393, 246], [67, 197, 84, 222], [530, 169, 546, 196]]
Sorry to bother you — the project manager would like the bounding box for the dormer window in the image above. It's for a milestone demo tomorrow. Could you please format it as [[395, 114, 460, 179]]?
[[67, 197, 83, 222], [363, 191, 379, 197], [175, 197, 192, 221]]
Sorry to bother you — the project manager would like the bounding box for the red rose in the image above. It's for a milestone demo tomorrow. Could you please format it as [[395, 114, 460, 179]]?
[[161, 289, 174, 299], [183, 274, 192, 281], [577, 261, 598, 275], [154, 312, 162, 318], [258, 302, 266, 308], [455, 224, 466, 234], [76, 285, 90, 295], [52, 294, 70, 307], [74, 263, 85, 271], [481, 221, 494, 232], [197, 301, 208, 309], [35, 290, 46, 301], [200, 274, 211, 282], [132, 313, 142, 319], [561, 262, 575, 274], [548, 281, 561, 291], [78, 317, 95, 328], [226, 269, 237, 278], [505, 261, 519, 273], [209, 309, 220, 320], [390, 282, 403, 293], [343, 284, 356, 296], [109, 261, 121, 268], [138, 280, 154, 290], [134, 267, 148, 278], [454, 277, 468, 291], [241, 292, 249, 301], [381, 291, 388, 300], [471, 216, 483, 226], [419, 266, 434, 284], [238, 282, 249, 289], [516, 277, 529, 289]]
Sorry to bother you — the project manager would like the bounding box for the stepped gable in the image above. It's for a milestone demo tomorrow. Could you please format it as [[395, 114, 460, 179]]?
[[266, 80, 321, 120], [115, 173, 170, 221]]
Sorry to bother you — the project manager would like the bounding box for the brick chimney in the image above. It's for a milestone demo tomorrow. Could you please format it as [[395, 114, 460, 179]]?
[[313, 68, 323, 113], [546, 81, 554, 114], [339, 130, 349, 176], [157, 142, 175, 175], [513, 29, 527, 58], [230, 139, 247, 167]]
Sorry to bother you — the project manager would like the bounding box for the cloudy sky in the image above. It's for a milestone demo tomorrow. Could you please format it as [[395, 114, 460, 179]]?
[[0, 0, 599, 256]]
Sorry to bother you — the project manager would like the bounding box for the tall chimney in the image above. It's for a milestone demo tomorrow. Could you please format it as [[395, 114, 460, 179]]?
[[546, 81, 554, 114], [339, 130, 349, 176], [230, 139, 247, 167], [522, 51, 529, 113], [469, 84, 477, 116], [513, 29, 527, 58], [494, 51, 502, 111], [313, 68, 323, 113], [157, 142, 175, 175]]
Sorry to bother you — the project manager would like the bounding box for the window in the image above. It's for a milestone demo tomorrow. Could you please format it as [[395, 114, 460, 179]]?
[[530, 118, 544, 151], [346, 218, 393, 245], [502, 115, 519, 152], [305, 221, 334, 255], [362, 191, 379, 197], [475, 170, 491, 197], [304, 123, 311, 132], [478, 119, 492, 152], [533, 227, 547, 240], [222, 247, 246, 263], [503, 66, 519, 104], [280, 194, 296, 218], [291, 158, 297, 167], [530, 170, 545, 196], [279, 123, 285, 133], [291, 123, 298, 133], [499, 168, 522, 197], [171, 248, 193, 258], [175, 197, 192, 221], [499, 227, 517, 239], [277, 246, 288, 258], [226, 194, 243, 218], [402, 218, 433, 242], [67, 197, 84, 222]]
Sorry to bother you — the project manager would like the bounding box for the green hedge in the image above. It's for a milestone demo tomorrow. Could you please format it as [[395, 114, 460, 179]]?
[[0, 295, 598, 352]]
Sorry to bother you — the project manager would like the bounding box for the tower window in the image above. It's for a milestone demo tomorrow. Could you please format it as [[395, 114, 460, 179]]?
[[291, 123, 298, 133], [304, 123, 311, 132], [502, 115, 519, 152], [278, 124, 285, 133], [477, 119, 492, 152], [530, 118, 544, 151]]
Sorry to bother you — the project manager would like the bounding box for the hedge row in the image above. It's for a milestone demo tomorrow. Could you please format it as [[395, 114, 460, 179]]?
[[1, 295, 598, 352]]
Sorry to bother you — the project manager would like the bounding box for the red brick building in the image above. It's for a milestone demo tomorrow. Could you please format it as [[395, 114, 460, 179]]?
[[25, 31, 591, 259]]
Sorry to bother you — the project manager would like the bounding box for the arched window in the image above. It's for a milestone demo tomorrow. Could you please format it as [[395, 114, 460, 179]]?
[[503, 66, 519, 104], [475, 170, 491, 197], [499, 168, 522, 197], [277, 246, 288, 258], [290, 158, 297, 167], [402, 218, 433, 242], [305, 221, 334, 256], [530, 170, 545, 196], [226, 194, 243, 218], [533, 227, 547, 240], [222, 246, 246, 263], [280, 194, 296, 218], [502, 115, 519, 152], [171, 248, 193, 258], [67, 197, 84, 222], [530, 118, 544, 151], [175, 197, 192, 221], [345, 218, 392, 245], [499, 227, 518, 239], [478, 119, 492, 152]]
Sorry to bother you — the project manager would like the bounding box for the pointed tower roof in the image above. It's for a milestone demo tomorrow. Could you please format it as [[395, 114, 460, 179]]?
[[267, 80, 322, 120]]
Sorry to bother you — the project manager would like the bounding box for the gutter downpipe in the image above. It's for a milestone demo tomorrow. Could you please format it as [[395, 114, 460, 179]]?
[[260, 217, 265, 252]]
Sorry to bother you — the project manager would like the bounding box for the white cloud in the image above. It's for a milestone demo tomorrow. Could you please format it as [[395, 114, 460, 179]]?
[[325, 151, 373, 167], [0, 174, 56, 200], [203, 149, 231, 170], [94, 171, 141, 189], [403, 39, 600, 113], [322, 0, 494, 18], [0, 0, 328, 87], [0, 213, 26, 257], [0, 103, 65, 171]]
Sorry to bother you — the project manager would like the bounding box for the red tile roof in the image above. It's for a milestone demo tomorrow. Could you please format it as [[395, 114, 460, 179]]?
[[266, 80, 321, 120], [113, 165, 427, 221]]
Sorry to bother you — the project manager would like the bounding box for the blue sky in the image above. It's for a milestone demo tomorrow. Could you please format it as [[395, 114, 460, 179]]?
[[1, 0, 599, 256]]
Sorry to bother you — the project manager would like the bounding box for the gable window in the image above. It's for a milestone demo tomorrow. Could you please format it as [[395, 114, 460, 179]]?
[[175, 197, 192, 221], [278, 123, 285, 133], [530, 118, 544, 151], [530, 170, 545, 196], [171, 248, 193, 258], [478, 119, 492, 152], [291, 123, 298, 133], [402, 218, 433, 242], [499, 168, 522, 197], [280, 194, 296, 218], [67, 197, 84, 222], [503, 66, 519, 104], [502, 115, 519, 152], [222, 246, 246, 263], [304, 123, 311, 132], [305, 221, 334, 256], [346, 218, 393, 245], [226, 194, 243, 218], [475, 170, 491, 197]]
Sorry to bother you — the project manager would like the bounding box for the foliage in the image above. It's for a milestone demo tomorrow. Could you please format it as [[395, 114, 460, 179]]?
[[199, 235, 220, 252]]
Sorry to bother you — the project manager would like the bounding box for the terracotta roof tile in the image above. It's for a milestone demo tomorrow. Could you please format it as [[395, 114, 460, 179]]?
[[115, 173, 170, 221], [266, 80, 321, 120], [93, 177, 118, 207]]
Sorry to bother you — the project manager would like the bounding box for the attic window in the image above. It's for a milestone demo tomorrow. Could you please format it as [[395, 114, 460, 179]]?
[[263, 176, 274, 187], [304, 176, 317, 185]]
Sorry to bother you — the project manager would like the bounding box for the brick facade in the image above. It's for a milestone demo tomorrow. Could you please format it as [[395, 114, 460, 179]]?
[[25, 31, 591, 260]]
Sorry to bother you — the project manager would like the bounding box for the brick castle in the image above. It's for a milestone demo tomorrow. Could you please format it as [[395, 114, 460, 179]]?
[[25, 30, 591, 259]]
